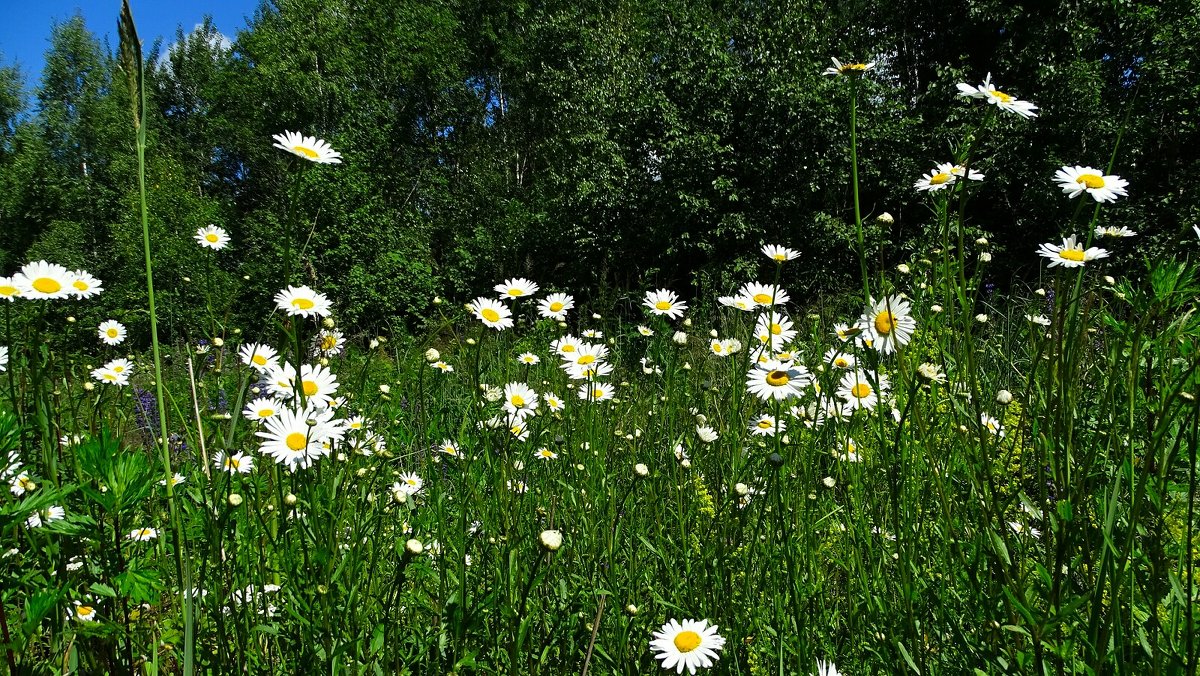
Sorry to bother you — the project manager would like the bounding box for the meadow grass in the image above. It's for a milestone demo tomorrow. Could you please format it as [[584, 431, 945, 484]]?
[[0, 15, 1197, 675]]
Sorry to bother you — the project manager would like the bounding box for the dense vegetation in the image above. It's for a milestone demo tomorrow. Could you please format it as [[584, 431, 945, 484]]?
[[0, 0, 1198, 674]]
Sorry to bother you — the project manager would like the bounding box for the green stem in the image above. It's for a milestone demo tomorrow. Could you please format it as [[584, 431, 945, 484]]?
[[849, 77, 870, 302]]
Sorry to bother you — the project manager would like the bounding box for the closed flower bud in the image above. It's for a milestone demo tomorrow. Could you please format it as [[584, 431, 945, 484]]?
[[405, 538, 423, 555], [995, 389, 1013, 405], [634, 463, 649, 477], [877, 212, 894, 224], [284, 493, 297, 506], [425, 348, 440, 362], [539, 529, 563, 552], [212, 337, 224, 347], [672, 331, 688, 345], [227, 493, 243, 507]]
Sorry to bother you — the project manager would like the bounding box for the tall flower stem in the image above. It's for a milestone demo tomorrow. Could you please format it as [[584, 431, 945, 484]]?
[[849, 77, 871, 303]]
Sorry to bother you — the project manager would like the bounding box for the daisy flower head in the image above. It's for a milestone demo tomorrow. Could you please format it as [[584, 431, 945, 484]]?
[[15, 261, 75, 300], [551, 334, 582, 356], [313, 329, 345, 357], [0, 276, 20, 301], [159, 472, 186, 488], [275, 285, 332, 318], [981, 413, 1005, 437], [762, 244, 799, 262], [1095, 225, 1137, 239], [127, 527, 158, 541], [837, 370, 890, 411], [70, 270, 103, 298], [749, 414, 785, 437], [914, 166, 956, 192], [1037, 235, 1109, 268], [503, 382, 540, 418], [581, 328, 603, 339], [91, 367, 128, 387], [739, 282, 789, 308], [564, 360, 613, 381], [695, 425, 718, 443], [98, 320, 126, 346], [105, 358, 133, 376], [833, 323, 862, 343], [243, 397, 281, 421], [824, 348, 855, 369], [195, 225, 230, 250], [27, 505, 66, 528], [709, 339, 729, 357], [215, 451, 255, 474], [860, 295, 916, 354], [1054, 166, 1129, 203], [644, 289, 688, 319], [562, 342, 609, 370], [518, 352, 541, 365], [754, 311, 797, 352], [941, 162, 984, 182], [71, 599, 99, 623], [833, 438, 860, 463], [256, 405, 336, 470], [650, 618, 726, 674], [544, 392, 565, 412], [823, 57, 875, 77], [534, 447, 558, 461], [956, 73, 1038, 118], [395, 472, 423, 495], [717, 295, 756, 312], [469, 297, 513, 330], [271, 130, 342, 164], [538, 292, 574, 320], [815, 659, 842, 676], [637, 325, 655, 336], [274, 362, 339, 408], [746, 360, 811, 401], [436, 439, 461, 457], [240, 343, 280, 372], [495, 277, 539, 300], [10, 471, 36, 496], [430, 360, 454, 372], [577, 381, 616, 402]]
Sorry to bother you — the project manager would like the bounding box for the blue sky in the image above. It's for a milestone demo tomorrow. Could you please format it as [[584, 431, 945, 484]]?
[[0, 0, 261, 87]]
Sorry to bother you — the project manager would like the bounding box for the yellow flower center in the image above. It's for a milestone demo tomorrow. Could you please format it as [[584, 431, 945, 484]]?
[[770, 323, 783, 335], [205, 233, 219, 242], [592, 388, 605, 398], [77, 606, 93, 617], [834, 357, 848, 367], [992, 89, 1014, 103], [322, 335, 338, 350], [851, 383, 872, 399], [929, 173, 952, 185], [0, 284, 17, 296], [874, 310, 895, 335], [712, 343, 723, 353], [107, 328, 119, 338], [674, 630, 702, 652], [539, 450, 553, 458], [252, 354, 267, 366], [753, 293, 772, 304], [113, 365, 125, 373], [481, 308, 500, 322], [549, 301, 564, 312], [292, 145, 319, 159], [508, 287, 524, 296], [229, 457, 241, 468], [765, 370, 790, 387], [562, 344, 576, 353], [406, 479, 418, 486], [73, 280, 89, 291], [32, 277, 61, 294], [286, 432, 307, 451], [577, 354, 595, 365], [1076, 174, 1105, 189], [773, 253, 786, 261], [302, 380, 319, 397], [292, 298, 315, 310], [655, 300, 672, 311], [511, 395, 525, 407], [103, 373, 117, 381], [259, 408, 274, 418], [1058, 248, 1086, 262], [843, 63, 869, 72], [757, 419, 772, 429]]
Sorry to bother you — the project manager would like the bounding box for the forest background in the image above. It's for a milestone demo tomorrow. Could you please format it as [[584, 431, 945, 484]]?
[[0, 0, 1196, 337]]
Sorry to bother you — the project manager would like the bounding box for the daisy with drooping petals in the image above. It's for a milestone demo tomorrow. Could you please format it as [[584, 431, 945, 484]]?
[[644, 289, 688, 319], [240, 343, 280, 372], [746, 360, 811, 401], [243, 397, 281, 421], [762, 244, 799, 262], [495, 278, 539, 300], [195, 225, 230, 250], [0, 276, 20, 301], [538, 292, 574, 320], [649, 618, 726, 674], [98, 320, 126, 346], [717, 295, 755, 312], [15, 261, 75, 300], [1054, 166, 1128, 203], [70, 270, 103, 298], [1037, 235, 1109, 268], [127, 527, 158, 541], [435, 440, 461, 457], [696, 426, 718, 443], [430, 360, 453, 372], [942, 162, 984, 182], [859, 295, 917, 354], [739, 282, 789, 308], [956, 73, 1038, 118], [106, 358, 134, 377], [837, 370, 889, 411], [1095, 225, 1137, 238], [832, 438, 860, 463], [215, 451, 255, 474], [469, 297, 513, 330], [272, 131, 342, 164], [823, 57, 875, 77], [27, 505, 65, 528], [275, 285, 332, 318]]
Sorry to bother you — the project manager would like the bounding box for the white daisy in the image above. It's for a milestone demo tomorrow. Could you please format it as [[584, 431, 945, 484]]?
[[956, 73, 1038, 118], [503, 382, 540, 418], [313, 329, 345, 357], [469, 297, 513, 330], [91, 367, 128, 387], [649, 618, 726, 674], [70, 599, 99, 623], [823, 57, 875, 77], [746, 360, 811, 401], [824, 348, 855, 369], [749, 414, 784, 437], [240, 343, 280, 372], [577, 382, 615, 402], [495, 277, 539, 300], [271, 130, 342, 164], [837, 370, 889, 411], [534, 447, 558, 461], [859, 295, 917, 354], [70, 270, 103, 298], [0, 276, 20, 301], [1054, 166, 1128, 203], [1095, 225, 1137, 238], [544, 393, 565, 412], [739, 282, 789, 308], [644, 289, 688, 319], [981, 413, 1005, 438], [195, 225, 230, 250], [914, 167, 956, 192], [761, 244, 799, 262], [275, 285, 332, 318], [0, 346, 8, 373], [394, 472, 423, 495], [517, 352, 541, 365], [243, 397, 281, 421], [1037, 235, 1109, 268], [127, 527, 158, 541], [256, 405, 337, 470], [430, 361, 454, 372], [435, 440, 461, 457], [538, 292, 574, 320], [98, 320, 126, 346], [214, 451, 255, 474], [717, 295, 756, 312], [14, 261, 75, 300], [27, 505, 65, 528], [696, 426, 719, 443], [551, 334, 583, 357], [754, 311, 797, 352]]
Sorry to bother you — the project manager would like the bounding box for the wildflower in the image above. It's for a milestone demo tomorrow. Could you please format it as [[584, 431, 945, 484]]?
[[70, 600, 99, 623], [214, 451, 255, 474], [507, 479, 528, 493], [127, 527, 158, 541], [269, 362, 339, 408], [634, 463, 649, 477], [823, 57, 875, 77], [833, 323, 861, 343], [469, 297, 514, 330], [644, 289, 688, 319], [956, 73, 1038, 118], [833, 438, 861, 463], [696, 425, 719, 443], [824, 348, 855, 369], [256, 405, 339, 470], [914, 167, 956, 192], [1037, 235, 1110, 268], [762, 244, 799, 262], [577, 382, 616, 402], [274, 285, 332, 318], [859, 296, 915, 354], [14, 261, 75, 300], [981, 413, 1005, 437], [551, 335, 583, 357], [877, 212, 894, 224], [917, 363, 946, 384], [404, 539, 423, 555], [195, 225, 230, 250], [1054, 166, 1129, 203], [1095, 225, 1137, 238], [227, 493, 243, 507], [0, 276, 20, 301], [1026, 314, 1051, 326], [243, 397, 280, 421], [539, 530, 563, 551], [91, 367, 128, 387], [943, 162, 985, 182], [739, 282, 789, 308], [271, 131, 342, 164], [518, 352, 541, 365], [543, 392, 565, 412], [723, 338, 742, 354], [70, 270, 103, 298], [98, 320, 126, 345], [10, 472, 36, 496], [650, 618, 726, 674], [749, 414, 785, 437], [815, 659, 842, 676], [159, 473, 186, 488], [672, 331, 688, 345], [240, 343, 280, 372], [534, 447, 557, 461], [718, 295, 756, 312], [538, 292, 574, 320], [747, 360, 811, 401], [564, 360, 613, 381], [313, 330, 345, 357], [637, 325, 654, 336], [431, 361, 453, 372], [754, 311, 797, 352], [394, 472, 423, 496], [26, 505, 65, 528], [975, 313, 989, 323], [495, 278, 539, 300], [503, 382, 540, 418], [837, 371, 889, 411]]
